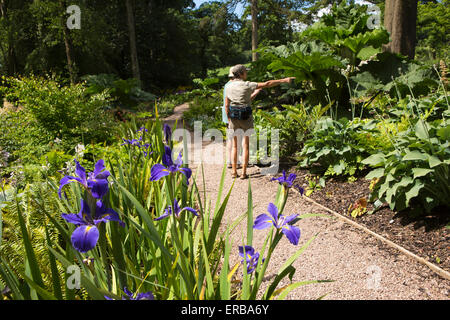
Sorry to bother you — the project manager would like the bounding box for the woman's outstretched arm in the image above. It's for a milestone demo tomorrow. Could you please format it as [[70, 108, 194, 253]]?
[[256, 77, 295, 90]]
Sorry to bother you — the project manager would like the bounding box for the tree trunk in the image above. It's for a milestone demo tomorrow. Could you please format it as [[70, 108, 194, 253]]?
[[251, 0, 258, 61], [60, 0, 76, 83], [1, 0, 17, 76], [383, 0, 418, 59], [125, 0, 141, 84]]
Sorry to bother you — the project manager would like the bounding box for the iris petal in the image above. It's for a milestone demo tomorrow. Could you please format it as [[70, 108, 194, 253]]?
[[92, 159, 110, 179], [267, 203, 279, 223], [94, 202, 124, 227], [88, 178, 109, 199], [238, 245, 255, 258], [74, 160, 87, 184], [173, 199, 181, 214], [58, 176, 84, 198], [162, 146, 174, 167], [174, 151, 183, 167], [71, 225, 100, 253], [283, 214, 299, 225], [150, 164, 171, 181], [163, 123, 172, 143], [182, 206, 198, 216], [178, 167, 192, 184], [154, 207, 172, 221], [253, 213, 274, 230], [61, 213, 86, 226], [281, 225, 300, 245]]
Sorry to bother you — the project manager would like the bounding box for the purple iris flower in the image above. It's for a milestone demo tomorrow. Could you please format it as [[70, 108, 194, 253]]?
[[143, 147, 153, 157], [61, 199, 124, 253], [58, 160, 110, 199], [163, 123, 172, 143], [154, 199, 198, 221], [121, 137, 143, 147], [253, 203, 301, 245], [122, 136, 152, 157], [105, 287, 154, 300], [238, 245, 264, 274], [271, 170, 304, 195], [150, 145, 192, 184], [137, 127, 148, 133]]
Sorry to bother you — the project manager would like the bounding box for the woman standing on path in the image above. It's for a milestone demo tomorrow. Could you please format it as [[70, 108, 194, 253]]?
[[223, 72, 259, 169], [224, 64, 295, 179]]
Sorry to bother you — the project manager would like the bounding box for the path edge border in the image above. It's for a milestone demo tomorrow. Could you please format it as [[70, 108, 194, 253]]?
[[288, 185, 450, 281]]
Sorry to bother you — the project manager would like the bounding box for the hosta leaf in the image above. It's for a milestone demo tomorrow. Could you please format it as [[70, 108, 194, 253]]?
[[415, 121, 429, 140], [385, 173, 395, 183], [365, 168, 384, 180], [428, 155, 442, 168], [378, 179, 391, 198], [397, 176, 414, 188], [405, 181, 425, 206], [385, 185, 396, 204], [403, 150, 428, 161], [437, 125, 450, 141], [333, 162, 345, 175], [411, 168, 433, 179], [362, 153, 385, 166]]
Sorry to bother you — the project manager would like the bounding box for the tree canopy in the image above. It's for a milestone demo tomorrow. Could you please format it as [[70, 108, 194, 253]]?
[[0, 0, 447, 92]]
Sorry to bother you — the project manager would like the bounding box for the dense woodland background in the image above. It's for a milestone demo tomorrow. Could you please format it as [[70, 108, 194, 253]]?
[[0, 0, 448, 92]]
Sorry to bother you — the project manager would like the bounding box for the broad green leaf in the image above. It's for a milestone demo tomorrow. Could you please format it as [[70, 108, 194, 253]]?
[[411, 168, 433, 179], [397, 176, 414, 187], [403, 150, 427, 161], [428, 155, 442, 168], [437, 125, 450, 141], [415, 121, 429, 140], [405, 181, 425, 206], [362, 153, 385, 166], [365, 168, 385, 180], [378, 179, 391, 198]]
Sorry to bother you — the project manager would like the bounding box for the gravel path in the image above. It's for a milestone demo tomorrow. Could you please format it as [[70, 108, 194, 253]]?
[[163, 105, 450, 300]]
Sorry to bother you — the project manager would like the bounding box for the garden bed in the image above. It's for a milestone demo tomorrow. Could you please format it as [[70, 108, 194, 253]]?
[[281, 166, 450, 273]]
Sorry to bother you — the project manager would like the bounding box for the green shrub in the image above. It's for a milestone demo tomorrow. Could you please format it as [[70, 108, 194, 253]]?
[[0, 109, 53, 166], [362, 118, 450, 215], [299, 117, 384, 179], [82, 74, 156, 110], [4, 76, 116, 149], [253, 103, 330, 160], [182, 94, 224, 132]]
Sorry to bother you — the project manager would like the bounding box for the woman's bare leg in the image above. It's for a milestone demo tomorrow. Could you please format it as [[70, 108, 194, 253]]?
[[226, 134, 232, 166], [241, 136, 249, 176], [237, 133, 243, 165], [231, 136, 238, 176]]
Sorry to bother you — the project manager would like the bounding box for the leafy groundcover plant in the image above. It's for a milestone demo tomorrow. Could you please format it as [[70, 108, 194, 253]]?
[[362, 118, 450, 215], [0, 115, 331, 300], [299, 117, 380, 179]]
